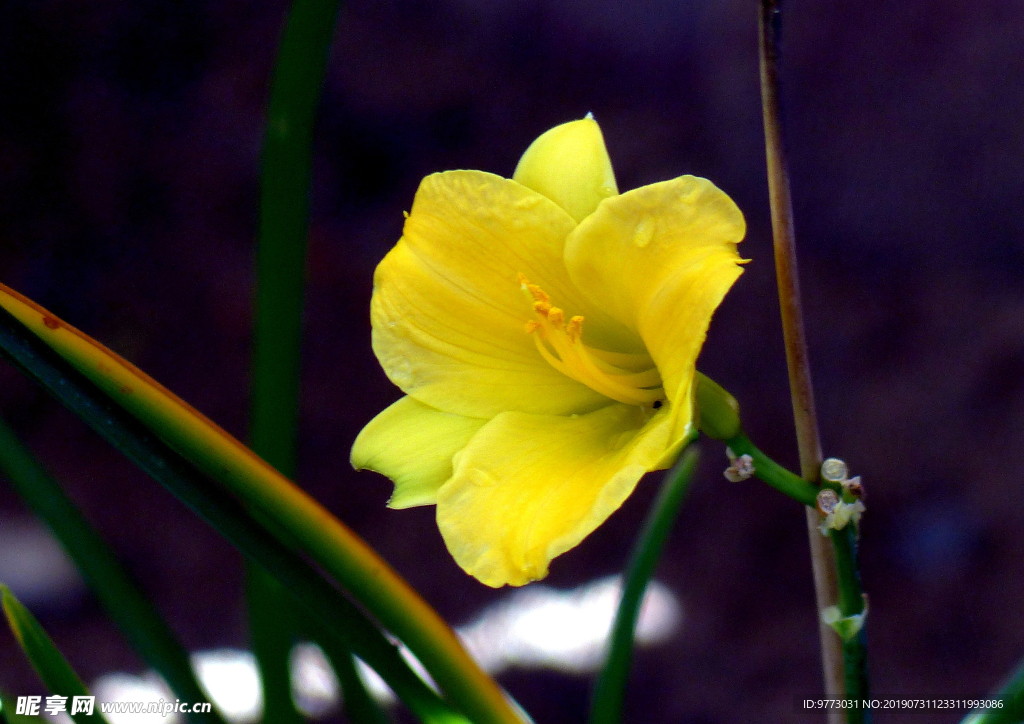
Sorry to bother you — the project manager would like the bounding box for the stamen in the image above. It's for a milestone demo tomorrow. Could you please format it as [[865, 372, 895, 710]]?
[[606, 366, 663, 388], [588, 347, 655, 371], [532, 333, 572, 377], [519, 275, 665, 407]]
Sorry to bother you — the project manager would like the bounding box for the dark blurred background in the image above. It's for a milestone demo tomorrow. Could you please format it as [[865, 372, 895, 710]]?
[[2, 0, 1023, 721]]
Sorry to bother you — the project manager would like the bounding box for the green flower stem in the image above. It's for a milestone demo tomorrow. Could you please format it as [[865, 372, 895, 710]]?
[[0, 307, 468, 724], [0, 419, 224, 724], [725, 432, 870, 719], [1, 586, 110, 724], [831, 528, 862, 619], [830, 528, 869, 722], [589, 447, 699, 724], [962, 656, 1024, 724], [250, 0, 343, 715], [722, 432, 819, 506]]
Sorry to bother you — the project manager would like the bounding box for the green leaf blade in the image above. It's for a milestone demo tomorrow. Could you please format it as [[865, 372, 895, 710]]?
[[0, 585, 107, 724], [247, 567, 303, 724], [0, 418, 225, 724], [252, 0, 344, 479], [317, 641, 392, 724], [249, 0, 344, 715], [0, 285, 521, 724], [1, 692, 48, 723], [961, 655, 1024, 724], [0, 306, 474, 724]]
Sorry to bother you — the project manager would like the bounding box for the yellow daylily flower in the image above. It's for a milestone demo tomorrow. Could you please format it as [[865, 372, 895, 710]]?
[[352, 116, 746, 587]]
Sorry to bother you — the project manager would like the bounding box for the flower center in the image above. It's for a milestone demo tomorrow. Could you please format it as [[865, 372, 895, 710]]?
[[518, 274, 665, 407]]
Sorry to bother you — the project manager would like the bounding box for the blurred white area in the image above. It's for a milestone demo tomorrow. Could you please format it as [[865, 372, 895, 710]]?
[[192, 651, 263, 722], [289, 644, 339, 718], [458, 575, 681, 675], [91, 651, 263, 724], [80, 576, 681, 722], [91, 671, 179, 724], [0, 518, 84, 607]]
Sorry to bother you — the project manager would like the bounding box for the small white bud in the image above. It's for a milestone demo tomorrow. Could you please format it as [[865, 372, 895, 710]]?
[[818, 499, 866, 535], [822, 596, 868, 641], [816, 489, 840, 515], [821, 457, 848, 483], [723, 448, 755, 482], [841, 475, 864, 498]]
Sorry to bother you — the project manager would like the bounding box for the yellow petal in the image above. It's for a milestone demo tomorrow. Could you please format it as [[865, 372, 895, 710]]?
[[563, 176, 745, 438], [351, 396, 488, 509], [372, 170, 640, 419], [436, 403, 686, 587], [513, 116, 619, 223]]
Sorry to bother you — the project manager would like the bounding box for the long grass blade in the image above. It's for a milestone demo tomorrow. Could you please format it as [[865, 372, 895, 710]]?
[[589, 447, 699, 724], [247, 568, 302, 723], [961, 655, 1024, 724], [316, 638, 392, 724], [1, 692, 43, 724], [0, 304, 473, 724], [0, 586, 110, 724], [249, 0, 344, 713], [253, 0, 342, 475], [1, 691, 48, 723], [0, 283, 520, 724], [0, 418, 225, 723]]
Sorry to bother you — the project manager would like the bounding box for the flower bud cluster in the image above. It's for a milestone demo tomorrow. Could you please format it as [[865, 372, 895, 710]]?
[[816, 457, 866, 535]]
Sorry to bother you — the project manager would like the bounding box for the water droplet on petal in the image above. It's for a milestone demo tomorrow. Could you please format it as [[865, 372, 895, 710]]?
[[633, 219, 655, 248], [389, 358, 413, 387], [466, 467, 498, 488]]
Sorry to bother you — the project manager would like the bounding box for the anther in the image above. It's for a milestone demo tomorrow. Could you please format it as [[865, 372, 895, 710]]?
[[566, 316, 584, 342], [529, 286, 550, 303], [519, 274, 550, 304]]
